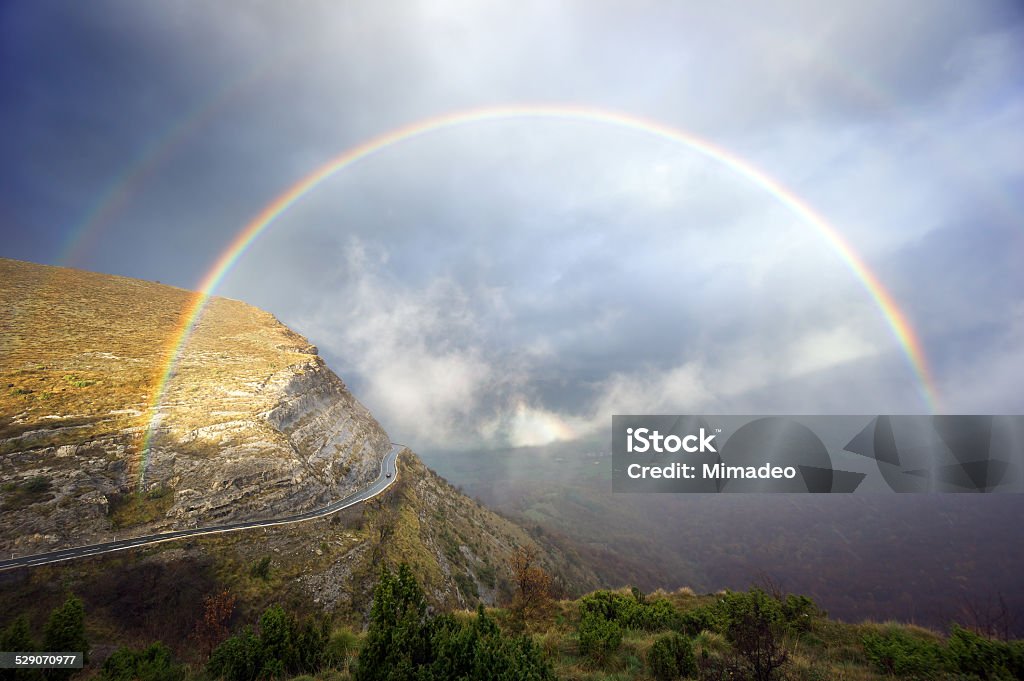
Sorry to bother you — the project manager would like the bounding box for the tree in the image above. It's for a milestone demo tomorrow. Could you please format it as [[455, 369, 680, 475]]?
[[355, 564, 555, 681], [509, 546, 552, 620], [354, 563, 431, 681], [361, 495, 399, 564], [42, 595, 88, 680], [1, 616, 39, 681], [959, 592, 1017, 642], [257, 606, 295, 678], [193, 590, 236, 659], [1, 616, 35, 653], [206, 604, 327, 680]]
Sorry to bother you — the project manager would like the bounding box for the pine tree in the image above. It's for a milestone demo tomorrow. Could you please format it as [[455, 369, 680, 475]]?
[[42, 595, 88, 681], [0, 616, 40, 681]]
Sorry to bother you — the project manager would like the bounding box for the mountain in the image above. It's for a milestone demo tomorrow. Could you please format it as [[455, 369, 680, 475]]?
[[428, 440, 1024, 637], [0, 258, 598, 646], [0, 256, 389, 555]]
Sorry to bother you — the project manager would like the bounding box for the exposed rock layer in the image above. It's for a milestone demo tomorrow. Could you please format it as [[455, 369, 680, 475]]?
[[0, 258, 389, 555]]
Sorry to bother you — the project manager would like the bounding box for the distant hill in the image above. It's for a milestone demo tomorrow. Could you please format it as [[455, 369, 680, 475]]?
[[429, 440, 1024, 637]]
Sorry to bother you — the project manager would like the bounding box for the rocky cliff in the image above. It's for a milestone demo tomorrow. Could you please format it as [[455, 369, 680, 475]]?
[[0, 258, 390, 556], [0, 258, 600, 640]]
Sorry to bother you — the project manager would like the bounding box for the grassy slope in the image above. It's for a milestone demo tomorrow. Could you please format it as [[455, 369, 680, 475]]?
[[0, 256, 316, 453]]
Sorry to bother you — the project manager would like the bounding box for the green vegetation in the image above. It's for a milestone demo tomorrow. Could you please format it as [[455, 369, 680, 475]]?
[[207, 605, 330, 681], [0, 616, 39, 681], [576, 610, 622, 664], [43, 595, 89, 671], [100, 643, 183, 681], [2, 570, 1024, 680], [1, 476, 53, 511], [249, 556, 273, 581], [62, 375, 95, 389], [863, 625, 947, 678], [0, 595, 91, 681], [647, 632, 696, 680], [947, 625, 1024, 679], [108, 486, 174, 529], [354, 563, 554, 681]]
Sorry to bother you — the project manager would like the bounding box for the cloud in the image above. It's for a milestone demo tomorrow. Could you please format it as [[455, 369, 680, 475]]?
[[3, 0, 1022, 452], [294, 239, 506, 448]]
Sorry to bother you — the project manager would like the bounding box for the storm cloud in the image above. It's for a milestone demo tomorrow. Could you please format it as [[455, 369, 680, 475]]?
[[1, 0, 1022, 449]]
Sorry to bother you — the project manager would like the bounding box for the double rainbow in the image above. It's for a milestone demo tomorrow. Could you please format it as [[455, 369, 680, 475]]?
[[136, 104, 942, 486]]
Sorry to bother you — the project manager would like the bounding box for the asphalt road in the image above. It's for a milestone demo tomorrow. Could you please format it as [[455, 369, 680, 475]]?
[[0, 443, 403, 571]]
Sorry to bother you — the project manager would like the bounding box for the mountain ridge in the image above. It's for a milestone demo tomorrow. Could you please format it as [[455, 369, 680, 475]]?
[[0, 257, 598, 632]]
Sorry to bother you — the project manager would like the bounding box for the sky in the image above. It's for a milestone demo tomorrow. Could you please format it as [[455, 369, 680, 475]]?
[[2, 1, 1023, 451]]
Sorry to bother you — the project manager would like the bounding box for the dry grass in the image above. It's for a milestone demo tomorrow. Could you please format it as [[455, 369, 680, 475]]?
[[0, 257, 318, 457]]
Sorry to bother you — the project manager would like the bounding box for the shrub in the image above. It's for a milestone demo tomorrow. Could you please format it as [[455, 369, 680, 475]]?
[[862, 627, 946, 679], [100, 643, 183, 681], [947, 625, 1024, 680], [579, 589, 680, 632], [676, 605, 718, 637], [647, 633, 697, 681], [715, 589, 788, 681], [250, 556, 272, 581], [208, 628, 261, 681], [781, 594, 820, 633], [207, 606, 327, 680], [354, 564, 553, 681], [324, 628, 358, 670], [577, 610, 622, 665], [23, 477, 51, 494]]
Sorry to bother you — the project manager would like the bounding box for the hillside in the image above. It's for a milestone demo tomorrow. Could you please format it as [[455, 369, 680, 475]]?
[[0, 257, 392, 555], [430, 440, 1024, 637], [0, 448, 600, 650], [0, 258, 599, 634]]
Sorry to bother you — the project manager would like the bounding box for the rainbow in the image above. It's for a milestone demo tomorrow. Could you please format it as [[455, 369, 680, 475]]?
[[136, 104, 942, 486], [57, 65, 275, 268]]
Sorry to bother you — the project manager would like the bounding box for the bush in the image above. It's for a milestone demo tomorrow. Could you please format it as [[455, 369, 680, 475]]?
[[947, 625, 1024, 680], [781, 594, 820, 633], [579, 590, 680, 632], [208, 628, 261, 681], [648, 633, 697, 681], [715, 589, 788, 681], [862, 627, 946, 679], [23, 477, 51, 494], [100, 643, 183, 681], [354, 564, 554, 681], [676, 605, 718, 637], [577, 610, 622, 665], [324, 628, 358, 670], [207, 606, 328, 680], [250, 556, 272, 581]]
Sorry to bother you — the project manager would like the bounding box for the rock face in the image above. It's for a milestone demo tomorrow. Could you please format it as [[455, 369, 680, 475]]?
[[0, 258, 390, 555]]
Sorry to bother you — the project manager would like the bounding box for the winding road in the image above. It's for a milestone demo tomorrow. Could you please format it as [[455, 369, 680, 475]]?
[[0, 443, 403, 572]]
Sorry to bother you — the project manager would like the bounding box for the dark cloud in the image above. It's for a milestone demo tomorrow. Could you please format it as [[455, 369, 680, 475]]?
[[1, 1, 1022, 446]]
